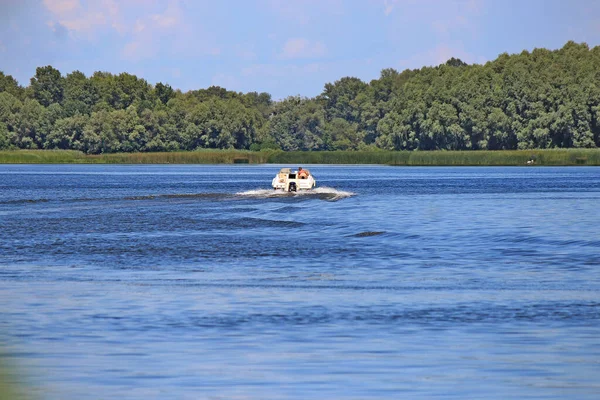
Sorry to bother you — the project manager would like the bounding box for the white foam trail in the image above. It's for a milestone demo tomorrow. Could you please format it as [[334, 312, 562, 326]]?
[[236, 189, 289, 198], [299, 187, 355, 200], [236, 187, 354, 200]]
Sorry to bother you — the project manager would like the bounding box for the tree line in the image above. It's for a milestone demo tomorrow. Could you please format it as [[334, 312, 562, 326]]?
[[1, 41, 599, 153]]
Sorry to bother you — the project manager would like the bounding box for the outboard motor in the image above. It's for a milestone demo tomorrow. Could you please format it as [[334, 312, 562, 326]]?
[[288, 182, 297, 192]]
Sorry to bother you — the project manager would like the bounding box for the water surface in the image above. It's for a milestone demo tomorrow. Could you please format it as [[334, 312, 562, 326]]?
[[1, 165, 599, 399]]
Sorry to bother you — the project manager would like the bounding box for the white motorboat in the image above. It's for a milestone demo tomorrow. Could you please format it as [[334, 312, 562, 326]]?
[[272, 168, 316, 192]]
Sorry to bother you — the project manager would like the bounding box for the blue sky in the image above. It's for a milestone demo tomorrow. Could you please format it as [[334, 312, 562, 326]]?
[[1, 0, 599, 99]]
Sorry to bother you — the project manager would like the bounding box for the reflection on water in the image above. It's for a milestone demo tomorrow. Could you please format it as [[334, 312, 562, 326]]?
[[1, 165, 599, 399]]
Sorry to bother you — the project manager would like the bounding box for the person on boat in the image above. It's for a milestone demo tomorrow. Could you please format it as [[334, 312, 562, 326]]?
[[298, 167, 309, 179]]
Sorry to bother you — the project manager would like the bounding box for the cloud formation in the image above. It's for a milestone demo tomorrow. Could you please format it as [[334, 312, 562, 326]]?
[[43, 0, 78, 15], [43, 0, 124, 35], [280, 38, 327, 59], [2, 0, 595, 99], [149, 0, 180, 29], [383, 0, 486, 68], [122, 0, 185, 61], [383, 0, 397, 16], [38, 0, 223, 64]]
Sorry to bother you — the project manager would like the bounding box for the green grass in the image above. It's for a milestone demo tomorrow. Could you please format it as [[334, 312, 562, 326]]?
[[267, 149, 600, 165], [1, 149, 600, 165], [0, 150, 88, 164], [92, 150, 270, 164], [0, 150, 270, 164], [267, 151, 408, 165], [398, 149, 600, 166]]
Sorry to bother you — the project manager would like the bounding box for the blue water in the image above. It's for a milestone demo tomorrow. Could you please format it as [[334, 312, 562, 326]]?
[[1, 165, 599, 399]]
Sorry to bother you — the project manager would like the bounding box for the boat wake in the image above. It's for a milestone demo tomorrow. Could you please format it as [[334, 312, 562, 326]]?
[[2, 188, 354, 207], [236, 187, 354, 201]]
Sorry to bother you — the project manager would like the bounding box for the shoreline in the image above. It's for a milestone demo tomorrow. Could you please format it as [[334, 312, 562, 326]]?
[[1, 149, 599, 166]]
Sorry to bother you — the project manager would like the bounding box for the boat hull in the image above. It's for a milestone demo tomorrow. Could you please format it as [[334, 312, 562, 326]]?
[[272, 171, 316, 192]]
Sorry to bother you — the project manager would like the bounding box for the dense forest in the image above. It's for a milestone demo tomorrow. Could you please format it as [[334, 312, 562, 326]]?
[[1, 41, 599, 153]]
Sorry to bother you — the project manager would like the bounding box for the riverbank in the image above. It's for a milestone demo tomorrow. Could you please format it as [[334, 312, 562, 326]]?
[[1, 149, 599, 165]]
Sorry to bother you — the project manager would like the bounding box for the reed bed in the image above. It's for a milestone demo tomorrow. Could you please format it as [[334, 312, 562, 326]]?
[[1, 149, 599, 165], [267, 151, 408, 165], [399, 149, 600, 166], [92, 150, 270, 164], [268, 149, 600, 165], [0, 150, 88, 164], [0, 150, 269, 164]]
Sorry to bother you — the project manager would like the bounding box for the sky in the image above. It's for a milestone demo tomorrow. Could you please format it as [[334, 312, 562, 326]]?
[[0, 0, 599, 99]]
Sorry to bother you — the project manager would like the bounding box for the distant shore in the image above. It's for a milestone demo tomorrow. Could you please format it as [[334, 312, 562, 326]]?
[[1, 149, 599, 166]]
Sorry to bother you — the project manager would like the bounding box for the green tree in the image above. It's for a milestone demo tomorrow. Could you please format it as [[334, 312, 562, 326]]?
[[139, 108, 177, 151], [63, 70, 99, 116], [445, 58, 468, 67], [0, 72, 24, 100], [81, 111, 109, 154], [155, 82, 175, 105], [13, 99, 49, 149], [2, 40, 600, 152], [269, 97, 325, 151], [30, 66, 64, 106], [324, 118, 364, 150], [321, 77, 368, 123], [46, 114, 89, 150], [0, 121, 9, 149], [0, 92, 23, 135], [242, 91, 272, 119], [90, 71, 152, 111]]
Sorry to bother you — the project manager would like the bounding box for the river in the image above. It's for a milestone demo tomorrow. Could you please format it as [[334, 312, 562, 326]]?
[[1, 165, 599, 399]]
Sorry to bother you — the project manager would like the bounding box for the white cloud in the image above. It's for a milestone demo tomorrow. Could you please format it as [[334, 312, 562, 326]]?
[[134, 19, 145, 33], [102, 0, 124, 33], [385, 0, 486, 69], [383, 0, 396, 16], [280, 38, 327, 59], [121, 0, 219, 62], [42, 0, 79, 15], [0, 40, 6, 52], [39, 0, 222, 64], [60, 12, 105, 32], [121, 0, 182, 61], [466, 0, 484, 13], [383, 0, 484, 32], [150, 0, 181, 29], [42, 0, 124, 35]]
